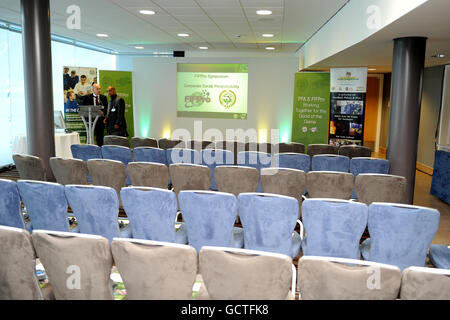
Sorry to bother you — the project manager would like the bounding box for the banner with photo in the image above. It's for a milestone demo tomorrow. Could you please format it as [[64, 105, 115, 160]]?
[[291, 72, 330, 148], [329, 67, 367, 146], [63, 66, 98, 144]]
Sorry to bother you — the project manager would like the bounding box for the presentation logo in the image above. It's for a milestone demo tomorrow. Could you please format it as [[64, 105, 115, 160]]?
[[219, 90, 237, 109], [185, 90, 211, 107]]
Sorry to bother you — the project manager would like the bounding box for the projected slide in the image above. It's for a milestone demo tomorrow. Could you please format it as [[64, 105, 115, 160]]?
[[177, 63, 248, 119]]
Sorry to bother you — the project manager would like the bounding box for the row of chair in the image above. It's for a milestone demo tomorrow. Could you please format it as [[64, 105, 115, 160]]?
[[1, 225, 448, 300]]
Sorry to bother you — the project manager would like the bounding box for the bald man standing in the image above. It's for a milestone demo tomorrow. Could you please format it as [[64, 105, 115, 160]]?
[[105, 86, 128, 137], [82, 83, 108, 146]]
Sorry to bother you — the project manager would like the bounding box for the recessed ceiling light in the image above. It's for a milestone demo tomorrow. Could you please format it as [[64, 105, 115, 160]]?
[[265, 46, 275, 50], [256, 10, 272, 15], [140, 10, 155, 15], [262, 33, 274, 38], [96, 33, 108, 37], [177, 33, 190, 37], [199, 46, 208, 50], [135, 46, 144, 49]]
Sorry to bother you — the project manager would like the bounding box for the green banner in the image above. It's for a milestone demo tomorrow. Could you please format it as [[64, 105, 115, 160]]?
[[99, 70, 134, 138], [291, 72, 330, 149]]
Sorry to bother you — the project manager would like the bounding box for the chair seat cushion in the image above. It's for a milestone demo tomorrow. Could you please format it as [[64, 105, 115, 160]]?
[[291, 231, 302, 258], [119, 224, 133, 239], [360, 238, 370, 260], [175, 223, 188, 244], [429, 244, 450, 269], [232, 227, 244, 248]]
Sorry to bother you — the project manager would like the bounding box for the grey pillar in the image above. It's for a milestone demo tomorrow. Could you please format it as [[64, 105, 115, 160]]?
[[387, 37, 427, 204], [21, 0, 55, 181]]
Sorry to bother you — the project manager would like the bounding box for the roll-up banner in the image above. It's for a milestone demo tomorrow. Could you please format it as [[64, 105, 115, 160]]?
[[329, 67, 367, 146]]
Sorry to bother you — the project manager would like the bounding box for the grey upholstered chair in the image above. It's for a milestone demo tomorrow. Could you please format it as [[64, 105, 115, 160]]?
[[111, 238, 198, 300], [87, 159, 126, 202], [158, 138, 185, 150], [338, 145, 372, 158], [306, 144, 339, 156], [215, 141, 245, 165], [169, 164, 211, 195], [127, 162, 169, 189], [306, 171, 354, 199], [186, 140, 214, 150], [245, 142, 273, 154], [49, 157, 88, 185], [355, 174, 407, 204], [276, 142, 305, 154], [13, 154, 46, 181], [297, 256, 401, 300], [104, 135, 129, 147], [214, 166, 259, 196], [131, 137, 158, 148], [400, 266, 450, 300], [31, 230, 114, 300]]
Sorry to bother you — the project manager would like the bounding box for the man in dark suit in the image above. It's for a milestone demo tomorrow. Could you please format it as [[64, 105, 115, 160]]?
[[82, 83, 108, 146], [105, 86, 128, 137]]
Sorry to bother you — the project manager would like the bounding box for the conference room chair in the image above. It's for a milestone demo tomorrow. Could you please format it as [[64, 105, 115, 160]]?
[[201, 149, 234, 190], [214, 166, 259, 196], [311, 154, 350, 172], [120, 187, 187, 244], [178, 190, 244, 251], [260, 168, 306, 218], [17, 180, 75, 233], [49, 157, 89, 185], [338, 145, 372, 158], [71, 144, 102, 161], [0, 225, 51, 300], [306, 144, 339, 156], [355, 174, 407, 204], [215, 141, 245, 165], [13, 154, 46, 181], [101, 145, 133, 185], [301, 199, 368, 259], [166, 148, 201, 165], [158, 138, 185, 150], [245, 142, 273, 154], [238, 193, 302, 258], [297, 256, 401, 300], [131, 137, 158, 148], [360, 203, 440, 270], [169, 164, 211, 195], [306, 171, 354, 199], [87, 159, 127, 204], [186, 140, 214, 150], [350, 157, 390, 198], [273, 153, 310, 172], [0, 179, 30, 231], [104, 135, 130, 148], [127, 162, 169, 189], [429, 244, 450, 269], [199, 246, 295, 300], [111, 238, 197, 300], [237, 151, 272, 192], [133, 147, 166, 164], [276, 142, 305, 154], [400, 266, 450, 300], [31, 230, 113, 300]]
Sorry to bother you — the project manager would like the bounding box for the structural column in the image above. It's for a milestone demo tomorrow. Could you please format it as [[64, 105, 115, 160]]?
[[21, 0, 55, 181], [387, 37, 427, 204]]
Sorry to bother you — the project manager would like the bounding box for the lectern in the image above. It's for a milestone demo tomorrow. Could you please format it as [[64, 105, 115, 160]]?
[[79, 105, 103, 145]]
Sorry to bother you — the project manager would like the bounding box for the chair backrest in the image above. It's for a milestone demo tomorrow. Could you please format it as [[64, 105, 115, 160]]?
[[366, 203, 440, 270], [261, 168, 306, 204], [101, 145, 133, 165], [104, 135, 129, 147], [120, 187, 177, 242], [199, 246, 292, 300], [87, 159, 126, 199], [306, 171, 354, 199], [31, 230, 113, 300], [127, 162, 169, 189], [355, 174, 406, 204], [65, 185, 120, 242], [133, 147, 166, 164], [17, 180, 70, 232], [0, 225, 43, 300], [214, 166, 258, 196], [49, 157, 88, 185], [131, 137, 158, 148], [215, 141, 245, 165], [350, 157, 390, 176], [274, 153, 310, 172], [187, 140, 214, 150], [237, 151, 272, 192], [158, 138, 185, 150], [166, 148, 200, 165], [245, 142, 273, 154], [169, 164, 211, 195], [298, 256, 401, 300], [70, 144, 102, 161], [307, 144, 339, 156], [111, 238, 197, 300], [276, 142, 305, 154], [13, 154, 46, 181], [311, 154, 350, 172], [301, 199, 368, 259], [400, 266, 450, 300], [338, 145, 372, 158], [201, 149, 234, 190], [0, 179, 26, 229], [238, 193, 298, 256], [178, 191, 237, 252]]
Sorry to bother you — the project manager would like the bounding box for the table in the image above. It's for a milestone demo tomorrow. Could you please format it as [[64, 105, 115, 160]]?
[[12, 132, 81, 158]]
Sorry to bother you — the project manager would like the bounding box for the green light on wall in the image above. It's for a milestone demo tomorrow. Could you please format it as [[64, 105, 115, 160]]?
[[140, 118, 150, 138], [280, 122, 291, 143]]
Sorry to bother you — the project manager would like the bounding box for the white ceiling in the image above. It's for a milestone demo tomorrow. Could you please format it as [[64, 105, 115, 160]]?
[[0, 0, 348, 54]]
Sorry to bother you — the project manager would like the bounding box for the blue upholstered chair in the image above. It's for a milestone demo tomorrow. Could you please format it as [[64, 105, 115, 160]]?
[[350, 157, 390, 198], [71, 144, 102, 161], [237, 193, 302, 258], [429, 245, 450, 269], [311, 154, 350, 172], [133, 147, 167, 164], [273, 153, 310, 172], [101, 145, 133, 185], [64, 185, 132, 242], [166, 148, 200, 165], [17, 180, 74, 233], [201, 149, 234, 190], [237, 151, 272, 192], [361, 203, 440, 270], [120, 187, 187, 244], [178, 190, 244, 252], [301, 199, 368, 259], [0, 179, 31, 232]]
